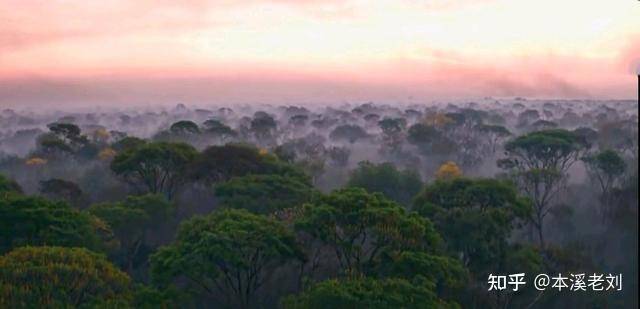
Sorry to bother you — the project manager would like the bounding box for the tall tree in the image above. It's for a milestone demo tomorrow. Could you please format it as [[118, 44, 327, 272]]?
[[582, 149, 627, 220], [499, 129, 586, 246], [151, 209, 304, 308], [475, 124, 511, 155], [111, 142, 198, 199]]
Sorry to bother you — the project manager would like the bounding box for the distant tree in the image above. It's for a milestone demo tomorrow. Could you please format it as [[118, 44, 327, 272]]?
[[34, 123, 99, 160], [251, 112, 278, 143], [188, 143, 308, 185], [202, 119, 237, 142], [347, 161, 423, 207], [0, 195, 109, 253], [329, 124, 369, 144], [88, 127, 110, 145], [597, 121, 637, 156], [364, 113, 381, 123], [109, 130, 128, 142], [282, 277, 456, 309], [0, 246, 132, 307], [111, 142, 198, 199], [434, 161, 462, 180], [39, 178, 85, 208], [378, 117, 406, 136], [476, 124, 511, 155], [274, 143, 298, 163], [378, 118, 406, 153], [47, 122, 86, 146], [88, 194, 173, 273], [297, 157, 326, 185], [327, 146, 351, 167], [408, 123, 438, 145], [517, 109, 540, 127], [572, 127, 598, 150], [151, 209, 303, 308], [36, 133, 74, 156], [215, 174, 316, 215], [423, 112, 454, 128], [499, 129, 586, 246], [582, 149, 627, 220], [111, 136, 146, 152], [407, 123, 456, 156], [289, 114, 309, 127], [531, 119, 558, 130], [169, 120, 200, 135], [277, 134, 326, 163], [310, 117, 337, 130]]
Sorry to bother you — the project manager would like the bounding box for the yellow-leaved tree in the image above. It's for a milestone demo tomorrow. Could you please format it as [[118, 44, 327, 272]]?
[[435, 161, 462, 180]]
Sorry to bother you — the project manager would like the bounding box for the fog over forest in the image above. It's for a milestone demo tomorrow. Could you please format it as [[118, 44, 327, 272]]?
[[0, 97, 637, 308]]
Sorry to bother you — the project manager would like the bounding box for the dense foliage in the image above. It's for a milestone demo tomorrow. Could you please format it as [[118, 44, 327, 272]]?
[[0, 246, 132, 307], [0, 100, 636, 308]]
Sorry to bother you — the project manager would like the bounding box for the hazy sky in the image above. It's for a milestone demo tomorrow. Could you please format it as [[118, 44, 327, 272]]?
[[1, 0, 639, 107]]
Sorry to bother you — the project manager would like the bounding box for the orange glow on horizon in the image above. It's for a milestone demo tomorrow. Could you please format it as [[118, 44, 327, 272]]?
[[0, 0, 639, 105]]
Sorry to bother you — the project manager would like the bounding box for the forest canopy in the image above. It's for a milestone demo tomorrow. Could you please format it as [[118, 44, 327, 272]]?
[[0, 99, 637, 308]]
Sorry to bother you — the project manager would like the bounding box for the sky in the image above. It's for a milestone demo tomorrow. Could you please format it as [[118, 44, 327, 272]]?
[[0, 0, 639, 107]]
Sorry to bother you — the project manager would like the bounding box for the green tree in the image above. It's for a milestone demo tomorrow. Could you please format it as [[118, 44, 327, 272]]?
[[216, 174, 316, 215], [111, 136, 146, 152], [407, 123, 456, 156], [0, 246, 132, 308], [250, 113, 278, 145], [151, 209, 304, 308], [111, 142, 198, 199], [169, 120, 200, 135], [499, 129, 586, 246], [47, 122, 87, 146], [202, 119, 237, 142], [88, 194, 173, 273], [36, 133, 74, 157], [347, 161, 423, 207], [378, 118, 406, 153], [0, 174, 22, 197], [413, 178, 542, 308], [413, 178, 530, 276], [295, 188, 441, 275], [582, 149, 627, 220], [188, 143, 308, 185], [282, 277, 457, 309], [329, 125, 369, 144], [0, 195, 109, 253], [475, 124, 511, 155]]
